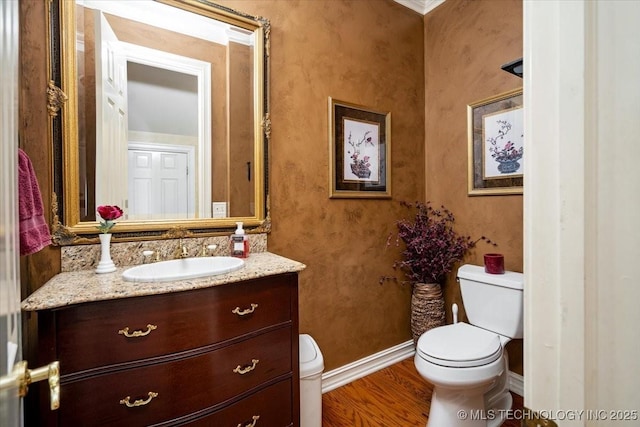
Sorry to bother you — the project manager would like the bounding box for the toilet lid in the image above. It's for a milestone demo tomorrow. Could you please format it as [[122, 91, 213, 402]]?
[[417, 322, 502, 368]]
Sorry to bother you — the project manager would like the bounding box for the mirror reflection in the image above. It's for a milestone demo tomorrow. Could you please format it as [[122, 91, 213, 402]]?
[[75, 0, 258, 223]]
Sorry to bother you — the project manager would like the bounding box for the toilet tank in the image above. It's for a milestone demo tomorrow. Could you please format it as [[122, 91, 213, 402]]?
[[458, 264, 524, 339]]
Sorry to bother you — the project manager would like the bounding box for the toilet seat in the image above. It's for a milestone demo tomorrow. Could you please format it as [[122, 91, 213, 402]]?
[[417, 322, 502, 368]]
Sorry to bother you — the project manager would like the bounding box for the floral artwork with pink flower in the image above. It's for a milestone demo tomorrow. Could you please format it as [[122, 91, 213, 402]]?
[[483, 106, 524, 179], [343, 118, 380, 182]]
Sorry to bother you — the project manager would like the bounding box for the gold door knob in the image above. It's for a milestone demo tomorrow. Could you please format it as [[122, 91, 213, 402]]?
[[0, 360, 60, 410]]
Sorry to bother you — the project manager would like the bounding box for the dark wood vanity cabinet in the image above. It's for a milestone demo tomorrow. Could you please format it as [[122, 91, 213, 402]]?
[[30, 273, 300, 427]]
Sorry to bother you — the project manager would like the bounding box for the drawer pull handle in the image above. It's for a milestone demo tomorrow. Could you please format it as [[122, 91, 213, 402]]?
[[118, 324, 157, 338], [119, 391, 158, 408], [233, 359, 259, 375], [232, 303, 258, 316], [237, 415, 260, 427]]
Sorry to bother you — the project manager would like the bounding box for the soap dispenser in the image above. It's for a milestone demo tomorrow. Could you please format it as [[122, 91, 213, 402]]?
[[230, 222, 249, 258]]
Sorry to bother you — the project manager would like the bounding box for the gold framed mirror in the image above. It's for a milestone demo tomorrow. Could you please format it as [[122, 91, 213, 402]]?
[[47, 0, 270, 245]]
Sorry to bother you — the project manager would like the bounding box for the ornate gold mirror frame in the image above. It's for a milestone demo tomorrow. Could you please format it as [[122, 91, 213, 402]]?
[[46, 0, 271, 245]]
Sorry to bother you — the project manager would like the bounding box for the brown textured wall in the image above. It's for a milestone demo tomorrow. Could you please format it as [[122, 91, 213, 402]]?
[[18, 2, 61, 297], [78, 5, 96, 221], [228, 42, 254, 217], [424, 0, 524, 374]]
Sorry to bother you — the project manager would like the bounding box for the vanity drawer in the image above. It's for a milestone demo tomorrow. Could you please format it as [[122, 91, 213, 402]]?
[[182, 379, 293, 427], [56, 327, 292, 426], [52, 274, 295, 373]]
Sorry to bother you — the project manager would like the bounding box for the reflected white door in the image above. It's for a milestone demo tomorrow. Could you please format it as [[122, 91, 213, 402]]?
[[95, 10, 128, 209], [128, 148, 193, 219]]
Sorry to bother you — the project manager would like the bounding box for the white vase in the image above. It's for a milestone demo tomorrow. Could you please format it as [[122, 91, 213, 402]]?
[[95, 233, 116, 274]]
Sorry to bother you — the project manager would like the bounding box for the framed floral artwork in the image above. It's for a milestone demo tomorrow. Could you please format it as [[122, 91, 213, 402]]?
[[329, 98, 391, 198], [467, 88, 523, 196]]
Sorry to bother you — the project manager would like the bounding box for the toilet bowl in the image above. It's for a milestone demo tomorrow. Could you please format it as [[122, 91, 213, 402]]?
[[414, 264, 523, 427], [415, 323, 512, 427]]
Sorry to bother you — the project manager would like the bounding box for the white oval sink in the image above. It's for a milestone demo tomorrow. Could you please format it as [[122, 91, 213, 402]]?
[[122, 256, 245, 283]]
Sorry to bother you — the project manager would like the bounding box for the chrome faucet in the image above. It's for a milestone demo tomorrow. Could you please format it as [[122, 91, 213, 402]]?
[[174, 239, 189, 259]]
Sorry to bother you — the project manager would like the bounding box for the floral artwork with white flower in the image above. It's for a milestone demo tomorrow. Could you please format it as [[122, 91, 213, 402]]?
[[483, 106, 524, 179], [343, 117, 380, 182]]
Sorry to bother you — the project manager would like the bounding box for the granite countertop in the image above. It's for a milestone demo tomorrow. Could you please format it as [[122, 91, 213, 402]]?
[[22, 252, 306, 311]]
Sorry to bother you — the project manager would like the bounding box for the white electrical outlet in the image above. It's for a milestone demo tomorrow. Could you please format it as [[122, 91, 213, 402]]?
[[212, 202, 227, 218]]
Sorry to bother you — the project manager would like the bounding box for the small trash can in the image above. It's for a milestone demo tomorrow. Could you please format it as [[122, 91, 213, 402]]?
[[299, 334, 324, 427]]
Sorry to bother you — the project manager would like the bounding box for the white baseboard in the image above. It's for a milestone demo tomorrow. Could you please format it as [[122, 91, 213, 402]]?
[[321, 340, 415, 394], [508, 371, 524, 397], [320, 339, 525, 397]]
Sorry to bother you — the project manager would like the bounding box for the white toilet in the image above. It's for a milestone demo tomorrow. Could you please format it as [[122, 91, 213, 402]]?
[[414, 264, 523, 427]]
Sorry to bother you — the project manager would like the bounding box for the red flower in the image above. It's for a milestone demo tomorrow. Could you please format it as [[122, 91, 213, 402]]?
[[97, 205, 123, 221], [96, 205, 124, 233]]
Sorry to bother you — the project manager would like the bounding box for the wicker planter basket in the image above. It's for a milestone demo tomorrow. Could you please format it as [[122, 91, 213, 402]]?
[[411, 282, 445, 345]]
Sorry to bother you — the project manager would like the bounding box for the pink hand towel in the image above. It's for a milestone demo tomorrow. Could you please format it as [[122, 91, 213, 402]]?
[[18, 148, 52, 256]]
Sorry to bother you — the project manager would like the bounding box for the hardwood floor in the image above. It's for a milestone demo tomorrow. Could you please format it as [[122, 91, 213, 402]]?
[[322, 358, 523, 426]]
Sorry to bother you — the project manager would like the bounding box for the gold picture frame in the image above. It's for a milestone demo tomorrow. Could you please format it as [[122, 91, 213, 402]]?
[[329, 98, 391, 199], [468, 88, 523, 196]]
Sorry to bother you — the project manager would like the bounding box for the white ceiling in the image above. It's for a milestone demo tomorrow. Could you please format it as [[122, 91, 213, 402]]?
[[393, 0, 446, 15]]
